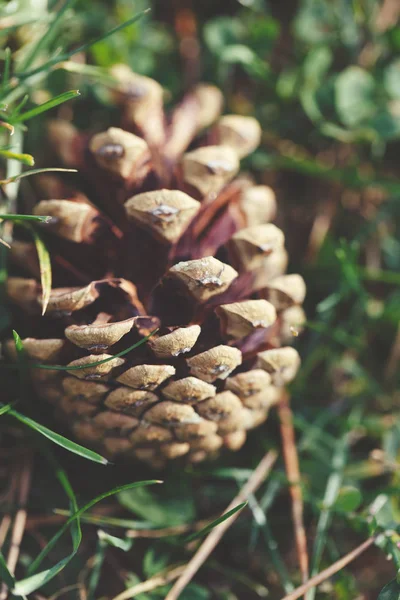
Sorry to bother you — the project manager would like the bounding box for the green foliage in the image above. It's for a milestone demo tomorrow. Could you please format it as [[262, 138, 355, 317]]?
[[13, 480, 160, 595], [183, 502, 247, 543], [378, 580, 400, 600], [3, 406, 110, 464], [119, 477, 195, 526], [334, 487, 363, 513]]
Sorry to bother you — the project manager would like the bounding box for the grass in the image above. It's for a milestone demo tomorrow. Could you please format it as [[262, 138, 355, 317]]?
[[0, 0, 400, 598]]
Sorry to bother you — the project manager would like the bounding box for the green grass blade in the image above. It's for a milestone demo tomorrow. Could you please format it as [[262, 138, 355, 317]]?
[[53, 509, 152, 530], [0, 551, 15, 588], [7, 407, 109, 465], [10, 94, 29, 118], [37, 440, 82, 594], [13, 90, 80, 123], [12, 329, 24, 354], [0, 167, 77, 185], [28, 226, 52, 315], [17, 480, 162, 595], [247, 491, 295, 594], [86, 536, 107, 600], [32, 330, 158, 371], [306, 436, 348, 600], [13, 329, 28, 397], [17, 0, 77, 73], [0, 149, 34, 166], [65, 9, 150, 58], [0, 402, 13, 416], [0, 214, 52, 223], [1, 47, 11, 95], [17, 10, 149, 80], [183, 502, 248, 544], [87, 532, 132, 600]]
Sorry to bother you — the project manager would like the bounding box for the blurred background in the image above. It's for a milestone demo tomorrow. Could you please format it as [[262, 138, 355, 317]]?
[[1, 1, 400, 599]]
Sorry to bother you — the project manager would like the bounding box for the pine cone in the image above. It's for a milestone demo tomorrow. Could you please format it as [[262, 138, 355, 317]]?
[[6, 67, 306, 468]]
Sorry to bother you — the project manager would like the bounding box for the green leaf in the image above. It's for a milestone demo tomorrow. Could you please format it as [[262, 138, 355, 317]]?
[[119, 478, 195, 526], [294, 0, 337, 45], [179, 584, 211, 600], [97, 530, 132, 551], [384, 59, 400, 100], [0, 214, 52, 223], [334, 486, 363, 512], [33, 330, 158, 371], [204, 17, 244, 53], [378, 579, 400, 600], [143, 547, 171, 578], [369, 495, 396, 530], [0, 149, 35, 166], [300, 46, 333, 122], [369, 110, 400, 141], [15, 481, 161, 595], [5, 406, 109, 464], [28, 226, 52, 315], [13, 90, 80, 123], [335, 66, 376, 128], [220, 45, 268, 78], [0, 551, 15, 589], [303, 46, 332, 82], [183, 502, 248, 544]]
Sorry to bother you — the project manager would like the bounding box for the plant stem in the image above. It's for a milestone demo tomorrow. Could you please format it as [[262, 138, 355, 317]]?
[[278, 392, 309, 585]]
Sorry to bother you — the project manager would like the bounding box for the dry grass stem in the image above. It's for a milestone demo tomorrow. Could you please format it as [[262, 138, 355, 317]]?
[[112, 564, 186, 600], [278, 393, 309, 585], [127, 522, 208, 539], [165, 449, 278, 600], [280, 537, 376, 600], [384, 325, 400, 383], [0, 453, 33, 600]]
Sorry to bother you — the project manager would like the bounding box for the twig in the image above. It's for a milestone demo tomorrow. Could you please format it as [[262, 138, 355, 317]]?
[[165, 449, 278, 600], [112, 565, 186, 600], [376, 0, 400, 31], [277, 392, 309, 585], [306, 199, 336, 262], [0, 453, 33, 600], [0, 515, 12, 548], [127, 522, 205, 539], [280, 536, 376, 600], [48, 584, 86, 600], [173, 0, 200, 89], [384, 325, 400, 383]]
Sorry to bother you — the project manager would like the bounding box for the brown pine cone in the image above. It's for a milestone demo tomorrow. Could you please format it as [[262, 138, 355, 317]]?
[[5, 66, 306, 468]]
